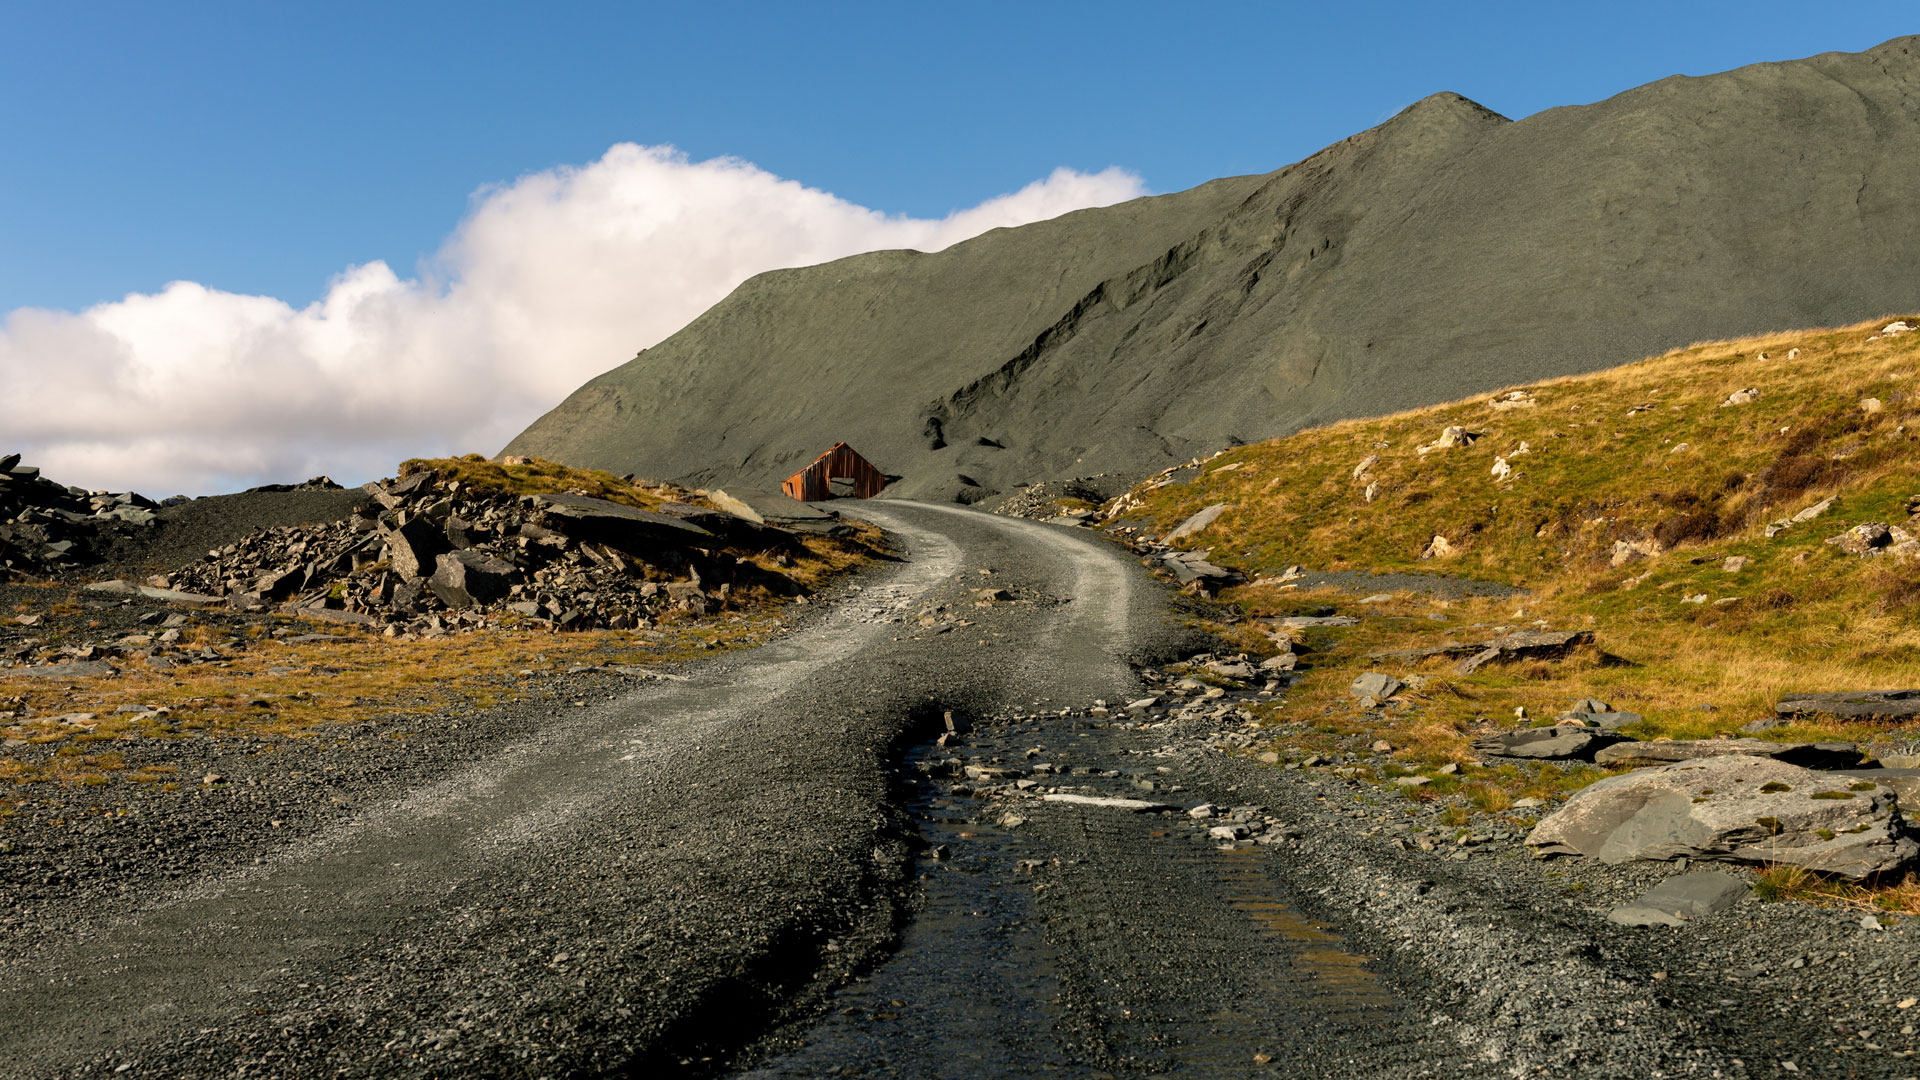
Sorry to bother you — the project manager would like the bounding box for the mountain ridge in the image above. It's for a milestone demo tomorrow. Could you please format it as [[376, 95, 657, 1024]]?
[[507, 35, 1920, 503]]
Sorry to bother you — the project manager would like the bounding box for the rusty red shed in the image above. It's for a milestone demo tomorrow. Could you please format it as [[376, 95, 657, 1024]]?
[[782, 443, 887, 502]]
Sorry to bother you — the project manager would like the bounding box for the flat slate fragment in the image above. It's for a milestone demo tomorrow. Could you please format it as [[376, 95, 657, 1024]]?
[[9, 660, 117, 679], [1593, 739, 1863, 770], [1472, 727, 1629, 762], [1039, 793, 1180, 813], [1776, 690, 1920, 720], [1607, 871, 1751, 927]]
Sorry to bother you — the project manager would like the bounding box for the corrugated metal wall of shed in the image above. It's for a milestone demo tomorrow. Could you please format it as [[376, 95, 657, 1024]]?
[[781, 443, 887, 501]]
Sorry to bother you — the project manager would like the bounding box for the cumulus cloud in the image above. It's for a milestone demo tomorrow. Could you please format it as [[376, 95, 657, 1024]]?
[[2, 146, 1145, 495]]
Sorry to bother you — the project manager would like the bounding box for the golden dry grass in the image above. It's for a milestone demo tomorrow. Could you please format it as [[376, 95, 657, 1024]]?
[[399, 454, 681, 510], [1120, 317, 1920, 873]]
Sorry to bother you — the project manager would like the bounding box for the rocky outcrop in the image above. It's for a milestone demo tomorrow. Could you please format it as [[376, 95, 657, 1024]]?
[[160, 468, 819, 635], [1526, 755, 1916, 880], [0, 452, 166, 579]]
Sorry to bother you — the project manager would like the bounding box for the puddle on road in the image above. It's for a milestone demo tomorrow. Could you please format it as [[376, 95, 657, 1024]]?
[[737, 717, 1415, 1079]]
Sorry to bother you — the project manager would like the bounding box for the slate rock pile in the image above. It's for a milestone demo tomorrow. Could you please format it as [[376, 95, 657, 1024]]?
[[0, 452, 170, 579], [162, 469, 809, 634]]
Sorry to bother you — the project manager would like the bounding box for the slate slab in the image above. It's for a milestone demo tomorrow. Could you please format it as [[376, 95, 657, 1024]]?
[[1039, 793, 1180, 813], [1350, 672, 1403, 701], [534, 494, 716, 552], [83, 580, 224, 606], [9, 660, 117, 679], [1607, 871, 1751, 927], [1166, 502, 1229, 541], [1593, 739, 1864, 770], [1472, 727, 1630, 761], [1777, 690, 1920, 721]]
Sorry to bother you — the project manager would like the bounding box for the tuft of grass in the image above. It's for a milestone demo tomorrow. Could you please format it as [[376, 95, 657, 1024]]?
[[1755, 863, 1920, 914], [400, 454, 676, 510]]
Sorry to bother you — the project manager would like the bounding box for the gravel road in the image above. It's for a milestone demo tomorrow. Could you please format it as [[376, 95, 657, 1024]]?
[[0, 502, 1201, 1078]]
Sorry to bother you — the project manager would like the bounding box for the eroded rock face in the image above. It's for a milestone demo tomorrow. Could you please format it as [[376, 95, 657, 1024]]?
[[1527, 755, 1916, 880]]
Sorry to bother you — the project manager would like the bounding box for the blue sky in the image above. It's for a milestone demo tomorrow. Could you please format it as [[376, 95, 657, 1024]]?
[[5, 2, 1913, 313]]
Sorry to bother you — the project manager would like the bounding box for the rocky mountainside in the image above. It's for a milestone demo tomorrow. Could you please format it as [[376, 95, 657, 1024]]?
[[509, 37, 1920, 504]]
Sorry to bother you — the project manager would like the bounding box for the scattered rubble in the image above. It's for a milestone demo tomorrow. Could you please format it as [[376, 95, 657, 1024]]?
[[141, 467, 827, 637], [0, 452, 171, 579]]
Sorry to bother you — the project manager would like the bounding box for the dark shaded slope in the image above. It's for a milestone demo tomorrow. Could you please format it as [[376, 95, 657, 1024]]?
[[508, 36, 1920, 502]]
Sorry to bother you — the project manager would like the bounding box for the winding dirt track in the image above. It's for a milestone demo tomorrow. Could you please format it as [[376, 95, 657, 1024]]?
[[0, 503, 1447, 1078]]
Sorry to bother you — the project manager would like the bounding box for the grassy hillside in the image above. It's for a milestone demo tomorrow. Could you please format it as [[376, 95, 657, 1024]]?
[[1110, 316, 1920, 788]]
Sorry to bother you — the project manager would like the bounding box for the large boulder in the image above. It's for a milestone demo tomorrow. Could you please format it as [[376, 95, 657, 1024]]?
[[1527, 755, 1916, 880], [532, 494, 715, 554], [381, 517, 450, 580], [428, 550, 518, 609]]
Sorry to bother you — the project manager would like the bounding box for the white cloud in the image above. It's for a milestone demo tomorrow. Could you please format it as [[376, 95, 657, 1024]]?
[[2, 146, 1146, 496]]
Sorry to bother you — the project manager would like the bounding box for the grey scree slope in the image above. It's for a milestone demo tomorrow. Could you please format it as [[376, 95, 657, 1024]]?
[[507, 36, 1920, 503]]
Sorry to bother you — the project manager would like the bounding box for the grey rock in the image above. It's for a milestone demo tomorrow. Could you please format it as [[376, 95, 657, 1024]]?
[[1278, 615, 1360, 629], [1350, 672, 1404, 701], [82, 580, 223, 605], [1593, 739, 1863, 770], [1166, 502, 1230, 541], [1456, 630, 1595, 675], [1472, 727, 1629, 761], [429, 550, 518, 609], [12, 660, 117, 679], [1039, 793, 1178, 812], [1573, 711, 1644, 730], [380, 517, 451, 580], [1526, 754, 1916, 880], [534, 494, 715, 553], [1777, 690, 1920, 721], [1206, 659, 1258, 681], [1606, 871, 1751, 927]]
